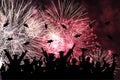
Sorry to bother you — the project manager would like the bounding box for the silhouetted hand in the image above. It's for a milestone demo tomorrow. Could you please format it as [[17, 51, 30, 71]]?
[[24, 50, 28, 54], [81, 48, 88, 52], [65, 44, 75, 58], [41, 47, 44, 52], [4, 49, 8, 53], [39, 56, 43, 61], [4, 49, 12, 63], [41, 47, 48, 59], [72, 44, 75, 49], [69, 43, 75, 53], [79, 56, 81, 61], [22, 50, 28, 55]]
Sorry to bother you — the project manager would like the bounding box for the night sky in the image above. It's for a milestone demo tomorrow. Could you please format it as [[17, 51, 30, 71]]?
[[83, 0, 120, 79], [84, 0, 120, 51]]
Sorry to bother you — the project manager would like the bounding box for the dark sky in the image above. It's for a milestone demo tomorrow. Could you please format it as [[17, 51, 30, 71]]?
[[83, 0, 120, 52], [83, 1, 120, 79]]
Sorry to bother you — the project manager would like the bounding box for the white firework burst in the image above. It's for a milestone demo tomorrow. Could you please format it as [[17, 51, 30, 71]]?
[[0, 0, 37, 60]]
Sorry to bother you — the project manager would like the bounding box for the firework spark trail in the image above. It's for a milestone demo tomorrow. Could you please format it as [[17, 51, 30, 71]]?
[[43, 0, 88, 23]]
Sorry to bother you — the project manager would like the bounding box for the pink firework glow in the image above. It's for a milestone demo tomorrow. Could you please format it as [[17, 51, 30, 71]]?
[[0, 0, 101, 59], [28, 0, 100, 57]]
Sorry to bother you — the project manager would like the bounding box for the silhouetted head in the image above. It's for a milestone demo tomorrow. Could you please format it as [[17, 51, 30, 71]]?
[[92, 61, 94, 66], [39, 60, 42, 66], [2, 63, 5, 67], [59, 51, 64, 58], [72, 58, 77, 65], [86, 57, 90, 62], [49, 53, 55, 61], [106, 63, 110, 68], [24, 59, 30, 64], [33, 57, 36, 60], [13, 54, 18, 60], [96, 61, 101, 68]]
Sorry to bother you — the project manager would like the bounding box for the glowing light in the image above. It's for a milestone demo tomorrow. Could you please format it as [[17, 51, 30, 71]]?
[[108, 50, 113, 55]]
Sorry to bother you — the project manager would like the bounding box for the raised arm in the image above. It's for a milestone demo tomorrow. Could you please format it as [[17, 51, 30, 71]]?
[[41, 47, 48, 61], [19, 50, 27, 63], [81, 48, 87, 62], [4, 49, 13, 63], [65, 44, 75, 59]]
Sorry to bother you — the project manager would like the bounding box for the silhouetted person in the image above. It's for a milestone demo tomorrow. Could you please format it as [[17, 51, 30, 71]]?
[[80, 48, 92, 79], [55, 44, 75, 78], [22, 58, 33, 79], [1, 45, 117, 80], [0, 63, 6, 80], [4, 49, 27, 79], [68, 58, 80, 79], [103, 55, 116, 80], [93, 61, 104, 79], [32, 56, 44, 79], [31, 57, 38, 71], [41, 48, 56, 78]]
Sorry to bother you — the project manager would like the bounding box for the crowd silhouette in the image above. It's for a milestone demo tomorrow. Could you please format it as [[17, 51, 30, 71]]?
[[0, 44, 117, 80]]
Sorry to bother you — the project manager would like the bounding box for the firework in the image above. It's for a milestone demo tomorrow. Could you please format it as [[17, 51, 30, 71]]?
[[36, 0, 99, 57]]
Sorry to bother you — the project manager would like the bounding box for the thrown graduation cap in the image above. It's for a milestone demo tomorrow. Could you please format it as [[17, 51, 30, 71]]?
[[104, 21, 110, 25], [47, 39, 53, 43], [3, 22, 9, 27], [74, 34, 81, 38], [7, 37, 13, 41], [107, 35, 113, 40], [89, 23, 93, 29], [88, 20, 96, 29], [61, 24, 67, 29], [23, 24, 29, 28], [24, 41, 30, 45], [45, 23, 48, 29]]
